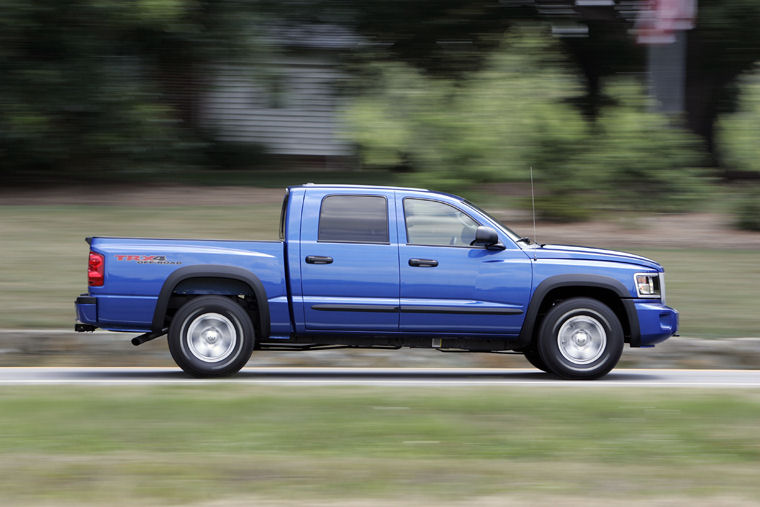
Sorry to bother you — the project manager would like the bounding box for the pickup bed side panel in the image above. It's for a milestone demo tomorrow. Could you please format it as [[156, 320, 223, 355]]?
[[88, 238, 288, 335]]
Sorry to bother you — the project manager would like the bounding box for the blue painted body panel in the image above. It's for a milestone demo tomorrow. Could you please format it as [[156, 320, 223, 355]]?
[[84, 237, 289, 334], [74, 184, 678, 349], [635, 300, 679, 345]]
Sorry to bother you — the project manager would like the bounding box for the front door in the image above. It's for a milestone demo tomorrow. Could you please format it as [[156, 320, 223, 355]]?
[[397, 196, 531, 335], [300, 189, 399, 331]]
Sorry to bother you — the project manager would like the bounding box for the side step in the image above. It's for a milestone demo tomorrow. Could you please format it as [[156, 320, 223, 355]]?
[[131, 328, 168, 346], [257, 342, 402, 352]]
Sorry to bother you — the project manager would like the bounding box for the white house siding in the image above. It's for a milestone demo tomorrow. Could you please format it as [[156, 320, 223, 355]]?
[[200, 57, 353, 157]]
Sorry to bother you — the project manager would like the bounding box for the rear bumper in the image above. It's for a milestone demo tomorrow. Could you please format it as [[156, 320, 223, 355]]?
[[75, 295, 98, 328], [633, 300, 679, 347]]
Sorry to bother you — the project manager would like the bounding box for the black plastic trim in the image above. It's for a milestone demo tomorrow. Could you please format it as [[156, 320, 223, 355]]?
[[305, 255, 333, 264], [408, 258, 438, 267], [624, 299, 642, 347], [76, 296, 96, 305], [517, 274, 639, 347], [151, 265, 270, 339], [312, 304, 398, 313], [401, 305, 523, 315], [311, 304, 522, 315], [131, 328, 168, 346]]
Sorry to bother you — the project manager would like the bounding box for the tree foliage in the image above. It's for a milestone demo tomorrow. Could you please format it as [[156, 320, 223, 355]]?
[[0, 0, 267, 183], [717, 65, 760, 175], [344, 25, 709, 220]]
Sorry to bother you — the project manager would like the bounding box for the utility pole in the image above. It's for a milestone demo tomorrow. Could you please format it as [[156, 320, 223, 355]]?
[[636, 0, 697, 114]]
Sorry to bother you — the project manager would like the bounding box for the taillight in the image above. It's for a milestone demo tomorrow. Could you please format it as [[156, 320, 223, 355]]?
[[88, 251, 104, 287]]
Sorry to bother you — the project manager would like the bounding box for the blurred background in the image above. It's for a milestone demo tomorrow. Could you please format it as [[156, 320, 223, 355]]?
[[4, 3, 760, 505], [1, 0, 759, 366]]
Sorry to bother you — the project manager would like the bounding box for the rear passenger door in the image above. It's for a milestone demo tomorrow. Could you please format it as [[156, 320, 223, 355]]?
[[299, 189, 400, 331]]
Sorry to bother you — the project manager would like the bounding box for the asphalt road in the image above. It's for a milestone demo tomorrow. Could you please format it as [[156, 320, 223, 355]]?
[[0, 367, 759, 387]]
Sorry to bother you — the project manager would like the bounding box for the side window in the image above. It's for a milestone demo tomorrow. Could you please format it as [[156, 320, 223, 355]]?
[[404, 199, 479, 247], [318, 195, 389, 244]]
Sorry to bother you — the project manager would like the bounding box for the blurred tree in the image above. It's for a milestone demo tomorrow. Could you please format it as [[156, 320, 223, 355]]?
[[568, 80, 709, 217], [716, 65, 760, 230], [344, 26, 710, 221], [2, 0, 758, 186], [716, 65, 760, 176], [345, 27, 584, 183], [301, 0, 760, 173], [257, 0, 533, 78], [684, 0, 760, 167], [0, 0, 268, 183]]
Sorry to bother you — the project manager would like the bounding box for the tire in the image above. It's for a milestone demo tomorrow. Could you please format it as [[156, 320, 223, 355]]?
[[168, 295, 255, 377], [536, 297, 623, 380], [523, 347, 550, 373]]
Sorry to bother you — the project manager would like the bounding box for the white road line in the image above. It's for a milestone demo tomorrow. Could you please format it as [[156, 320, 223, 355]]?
[[0, 367, 759, 387], [1, 380, 760, 387]]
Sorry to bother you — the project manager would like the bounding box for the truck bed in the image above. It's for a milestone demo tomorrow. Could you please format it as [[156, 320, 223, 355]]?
[[84, 237, 289, 333]]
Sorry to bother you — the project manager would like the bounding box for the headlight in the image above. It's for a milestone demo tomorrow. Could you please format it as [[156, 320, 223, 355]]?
[[634, 273, 661, 298]]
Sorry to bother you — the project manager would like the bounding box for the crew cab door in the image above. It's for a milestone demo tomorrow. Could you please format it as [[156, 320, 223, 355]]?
[[300, 189, 399, 331], [396, 194, 532, 335]]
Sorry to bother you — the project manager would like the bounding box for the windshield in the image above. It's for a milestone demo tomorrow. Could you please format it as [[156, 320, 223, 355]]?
[[462, 199, 523, 244]]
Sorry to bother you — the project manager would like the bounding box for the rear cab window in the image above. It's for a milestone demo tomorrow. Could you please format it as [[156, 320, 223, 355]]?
[[318, 195, 389, 244]]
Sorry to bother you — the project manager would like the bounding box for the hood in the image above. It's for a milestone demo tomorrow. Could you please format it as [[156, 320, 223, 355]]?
[[526, 244, 663, 271]]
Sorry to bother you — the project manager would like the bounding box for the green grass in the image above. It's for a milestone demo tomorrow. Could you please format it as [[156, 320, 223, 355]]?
[[1, 386, 760, 504], [0, 203, 758, 337]]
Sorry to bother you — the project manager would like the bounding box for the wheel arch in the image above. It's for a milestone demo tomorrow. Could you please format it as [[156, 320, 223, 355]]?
[[152, 265, 270, 339], [519, 274, 640, 346]]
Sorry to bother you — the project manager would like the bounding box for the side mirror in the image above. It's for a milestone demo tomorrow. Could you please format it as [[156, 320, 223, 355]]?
[[472, 226, 505, 250]]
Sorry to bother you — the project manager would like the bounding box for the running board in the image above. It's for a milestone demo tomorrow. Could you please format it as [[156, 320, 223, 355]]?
[[257, 342, 402, 352], [131, 328, 168, 346]]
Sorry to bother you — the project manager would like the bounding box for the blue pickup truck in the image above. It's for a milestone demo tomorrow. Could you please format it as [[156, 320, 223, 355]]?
[[74, 184, 678, 379]]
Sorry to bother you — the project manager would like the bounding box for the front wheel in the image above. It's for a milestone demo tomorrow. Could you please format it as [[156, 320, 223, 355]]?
[[168, 295, 255, 377], [536, 297, 623, 380]]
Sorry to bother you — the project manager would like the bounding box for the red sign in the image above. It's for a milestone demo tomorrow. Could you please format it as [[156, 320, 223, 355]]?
[[636, 0, 697, 44]]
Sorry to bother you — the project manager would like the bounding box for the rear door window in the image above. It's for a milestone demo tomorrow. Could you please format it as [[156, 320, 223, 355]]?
[[318, 195, 389, 244]]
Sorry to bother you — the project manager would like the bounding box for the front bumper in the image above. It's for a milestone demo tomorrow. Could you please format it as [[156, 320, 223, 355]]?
[[633, 300, 679, 346], [75, 295, 98, 328]]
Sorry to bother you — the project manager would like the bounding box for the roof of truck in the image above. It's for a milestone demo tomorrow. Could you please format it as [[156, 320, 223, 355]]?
[[288, 183, 473, 202], [292, 183, 430, 192]]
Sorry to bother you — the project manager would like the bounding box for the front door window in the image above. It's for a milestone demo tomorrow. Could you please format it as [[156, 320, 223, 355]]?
[[404, 198, 479, 247]]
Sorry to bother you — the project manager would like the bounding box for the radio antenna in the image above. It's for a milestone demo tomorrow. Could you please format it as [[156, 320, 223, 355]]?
[[530, 165, 537, 245]]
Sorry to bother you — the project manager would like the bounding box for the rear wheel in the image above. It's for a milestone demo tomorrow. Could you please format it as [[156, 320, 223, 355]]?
[[168, 295, 255, 377], [537, 297, 623, 380]]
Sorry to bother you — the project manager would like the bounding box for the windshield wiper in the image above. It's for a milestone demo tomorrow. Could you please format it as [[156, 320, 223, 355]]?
[[516, 237, 532, 245]]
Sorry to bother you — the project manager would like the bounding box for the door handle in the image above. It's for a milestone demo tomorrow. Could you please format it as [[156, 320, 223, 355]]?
[[409, 258, 438, 267], [305, 255, 333, 264]]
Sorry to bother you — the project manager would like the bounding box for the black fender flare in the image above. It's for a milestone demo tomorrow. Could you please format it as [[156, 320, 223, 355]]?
[[151, 265, 270, 339], [517, 274, 640, 347]]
